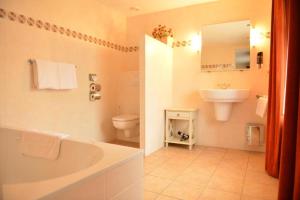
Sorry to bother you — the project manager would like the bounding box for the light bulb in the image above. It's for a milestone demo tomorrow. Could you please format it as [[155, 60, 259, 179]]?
[[191, 33, 201, 52], [250, 28, 264, 47]]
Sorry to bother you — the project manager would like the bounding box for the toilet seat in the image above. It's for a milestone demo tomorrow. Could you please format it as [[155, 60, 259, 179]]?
[[112, 114, 139, 122]]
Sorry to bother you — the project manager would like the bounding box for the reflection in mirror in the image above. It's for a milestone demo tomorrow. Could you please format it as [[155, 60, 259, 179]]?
[[201, 20, 250, 72]]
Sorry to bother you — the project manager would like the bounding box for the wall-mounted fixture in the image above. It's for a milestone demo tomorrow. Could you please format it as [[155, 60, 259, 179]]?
[[89, 74, 101, 101], [200, 89, 250, 121], [250, 27, 270, 47], [246, 123, 265, 146], [191, 33, 201, 52], [89, 74, 98, 82], [257, 51, 263, 68]]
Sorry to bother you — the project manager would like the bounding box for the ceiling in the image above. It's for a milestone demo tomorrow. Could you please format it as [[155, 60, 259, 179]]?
[[97, 0, 218, 16]]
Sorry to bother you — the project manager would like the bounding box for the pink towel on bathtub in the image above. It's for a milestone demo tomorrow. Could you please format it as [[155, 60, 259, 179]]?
[[20, 132, 63, 160]]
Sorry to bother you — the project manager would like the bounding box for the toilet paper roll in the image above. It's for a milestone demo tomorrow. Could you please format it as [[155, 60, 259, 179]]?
[[90, 83, 101, 92], [90, 92, 101, 101]]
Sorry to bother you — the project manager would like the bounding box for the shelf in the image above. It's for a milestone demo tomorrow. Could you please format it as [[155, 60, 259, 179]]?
[[165, 136, 194, 145]]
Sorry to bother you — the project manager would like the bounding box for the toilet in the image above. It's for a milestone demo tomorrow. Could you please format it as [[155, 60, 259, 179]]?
[[112, 114, 139, 138]]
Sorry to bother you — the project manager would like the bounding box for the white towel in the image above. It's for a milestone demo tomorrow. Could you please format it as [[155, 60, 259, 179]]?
[[58, 62, 77, 89], [20, 131, 67, 160], [32, 59, 77, 90], [256, 96, 268, 118], [33, 59, 60, 89]]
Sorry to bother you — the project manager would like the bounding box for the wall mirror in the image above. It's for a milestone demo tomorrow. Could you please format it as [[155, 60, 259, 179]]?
[[201, 20, 250, 72]]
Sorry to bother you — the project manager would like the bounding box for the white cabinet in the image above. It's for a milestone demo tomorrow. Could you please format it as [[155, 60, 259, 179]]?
[[165, 108, 198, 150]]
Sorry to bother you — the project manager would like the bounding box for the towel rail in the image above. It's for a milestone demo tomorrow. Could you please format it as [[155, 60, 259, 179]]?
[[28, 59, 77, 68], [256, 95, 267, 99]]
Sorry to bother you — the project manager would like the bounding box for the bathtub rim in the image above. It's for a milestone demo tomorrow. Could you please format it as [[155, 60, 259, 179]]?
[[0, 127, 143, 200]]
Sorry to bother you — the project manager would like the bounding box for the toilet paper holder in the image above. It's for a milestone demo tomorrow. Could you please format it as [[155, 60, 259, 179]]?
[[88, 74, 101, 101]]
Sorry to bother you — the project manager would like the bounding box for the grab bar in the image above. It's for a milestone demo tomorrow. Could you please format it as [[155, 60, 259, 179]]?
[[256, 95, 267, 99], [28, 59, 77, 68]]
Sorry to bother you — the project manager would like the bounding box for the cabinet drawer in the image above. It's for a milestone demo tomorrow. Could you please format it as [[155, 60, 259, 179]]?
[[166, 111, 190, 119]]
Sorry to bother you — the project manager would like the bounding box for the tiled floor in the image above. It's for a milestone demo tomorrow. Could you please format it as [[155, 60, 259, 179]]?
[[144, 145, 278, 200]]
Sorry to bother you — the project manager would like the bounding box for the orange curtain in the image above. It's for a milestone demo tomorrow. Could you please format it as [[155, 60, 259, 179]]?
[[278, 0, 300, 198], [265, 0, 287, 178]]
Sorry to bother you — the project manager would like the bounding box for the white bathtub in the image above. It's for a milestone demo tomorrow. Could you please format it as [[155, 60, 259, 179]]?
[[0, 128, 144, 200]]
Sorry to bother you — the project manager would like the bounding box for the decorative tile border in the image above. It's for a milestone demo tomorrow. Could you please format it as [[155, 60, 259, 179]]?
[[172, 40, 192, 48], [201, 63, 234, 72], [0, 8, 138, 53]]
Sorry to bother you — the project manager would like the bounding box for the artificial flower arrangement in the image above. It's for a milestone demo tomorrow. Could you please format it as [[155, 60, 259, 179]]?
[[152, 25, 174, 43]]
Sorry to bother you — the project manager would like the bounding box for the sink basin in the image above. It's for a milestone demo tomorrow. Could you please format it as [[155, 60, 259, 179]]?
[[200, 89, 250, 102], [200, 89, 250, 121]]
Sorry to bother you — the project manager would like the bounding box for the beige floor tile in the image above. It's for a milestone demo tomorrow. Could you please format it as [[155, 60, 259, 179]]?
[[183, 164, 216, 179], [224, 149, 250, 160], [241, 195, 266, 200], [144, 162, 159, 175], [194, 151, 225, 165], [144, 154, 168, 175], [243, 182, 278, 200], [194, 158, 222, 166], [144, 168, 152, 175], [249, 152, 265, 160], [164, 157, 194, 167], [218, 159, 248, 172], [190, 159, 218, 167], [151, 148, 177, 159], [193, 157, 222, 166], [245, 171, 278, 185], [163, 145, 203, 156], [175, 170, 212, 186], [150, 164, 185, 179], [199, 188, 241, 200], [191, 145, 206, 152], [145, 154, 168, 166], [214, 159, 247, 180], [207, 175, 243, 194], [199, 150, 226, 158], [156, 195, 181, 200], [213, 166, 246, 180], [247, 153, 265, 173], [162, 181, 205, 200], [203, 146, 228, 153], [176, 153, 199, 161], [143, 147, 278, 200], [144, 175, 172, 193], [144, 191, 159, 200]]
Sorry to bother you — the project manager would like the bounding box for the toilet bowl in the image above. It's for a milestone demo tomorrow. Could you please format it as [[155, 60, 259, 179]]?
[[112, 114, 139, 138]]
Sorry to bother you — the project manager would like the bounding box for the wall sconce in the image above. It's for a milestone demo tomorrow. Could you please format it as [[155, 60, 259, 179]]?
[[257, 51, 263, 69], [250, 27, 270, 47], [191, 33, 201, 52]]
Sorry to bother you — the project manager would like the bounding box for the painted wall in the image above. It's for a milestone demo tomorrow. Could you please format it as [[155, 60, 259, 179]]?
[[140, 35, 173, 155], [128, 0, 272, 151], [0, 0, 128, 141], [115, 70, 140, 142]]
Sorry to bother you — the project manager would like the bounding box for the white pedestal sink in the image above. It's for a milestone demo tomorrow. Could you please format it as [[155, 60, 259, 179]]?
[[200, 89, 250, 121]]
